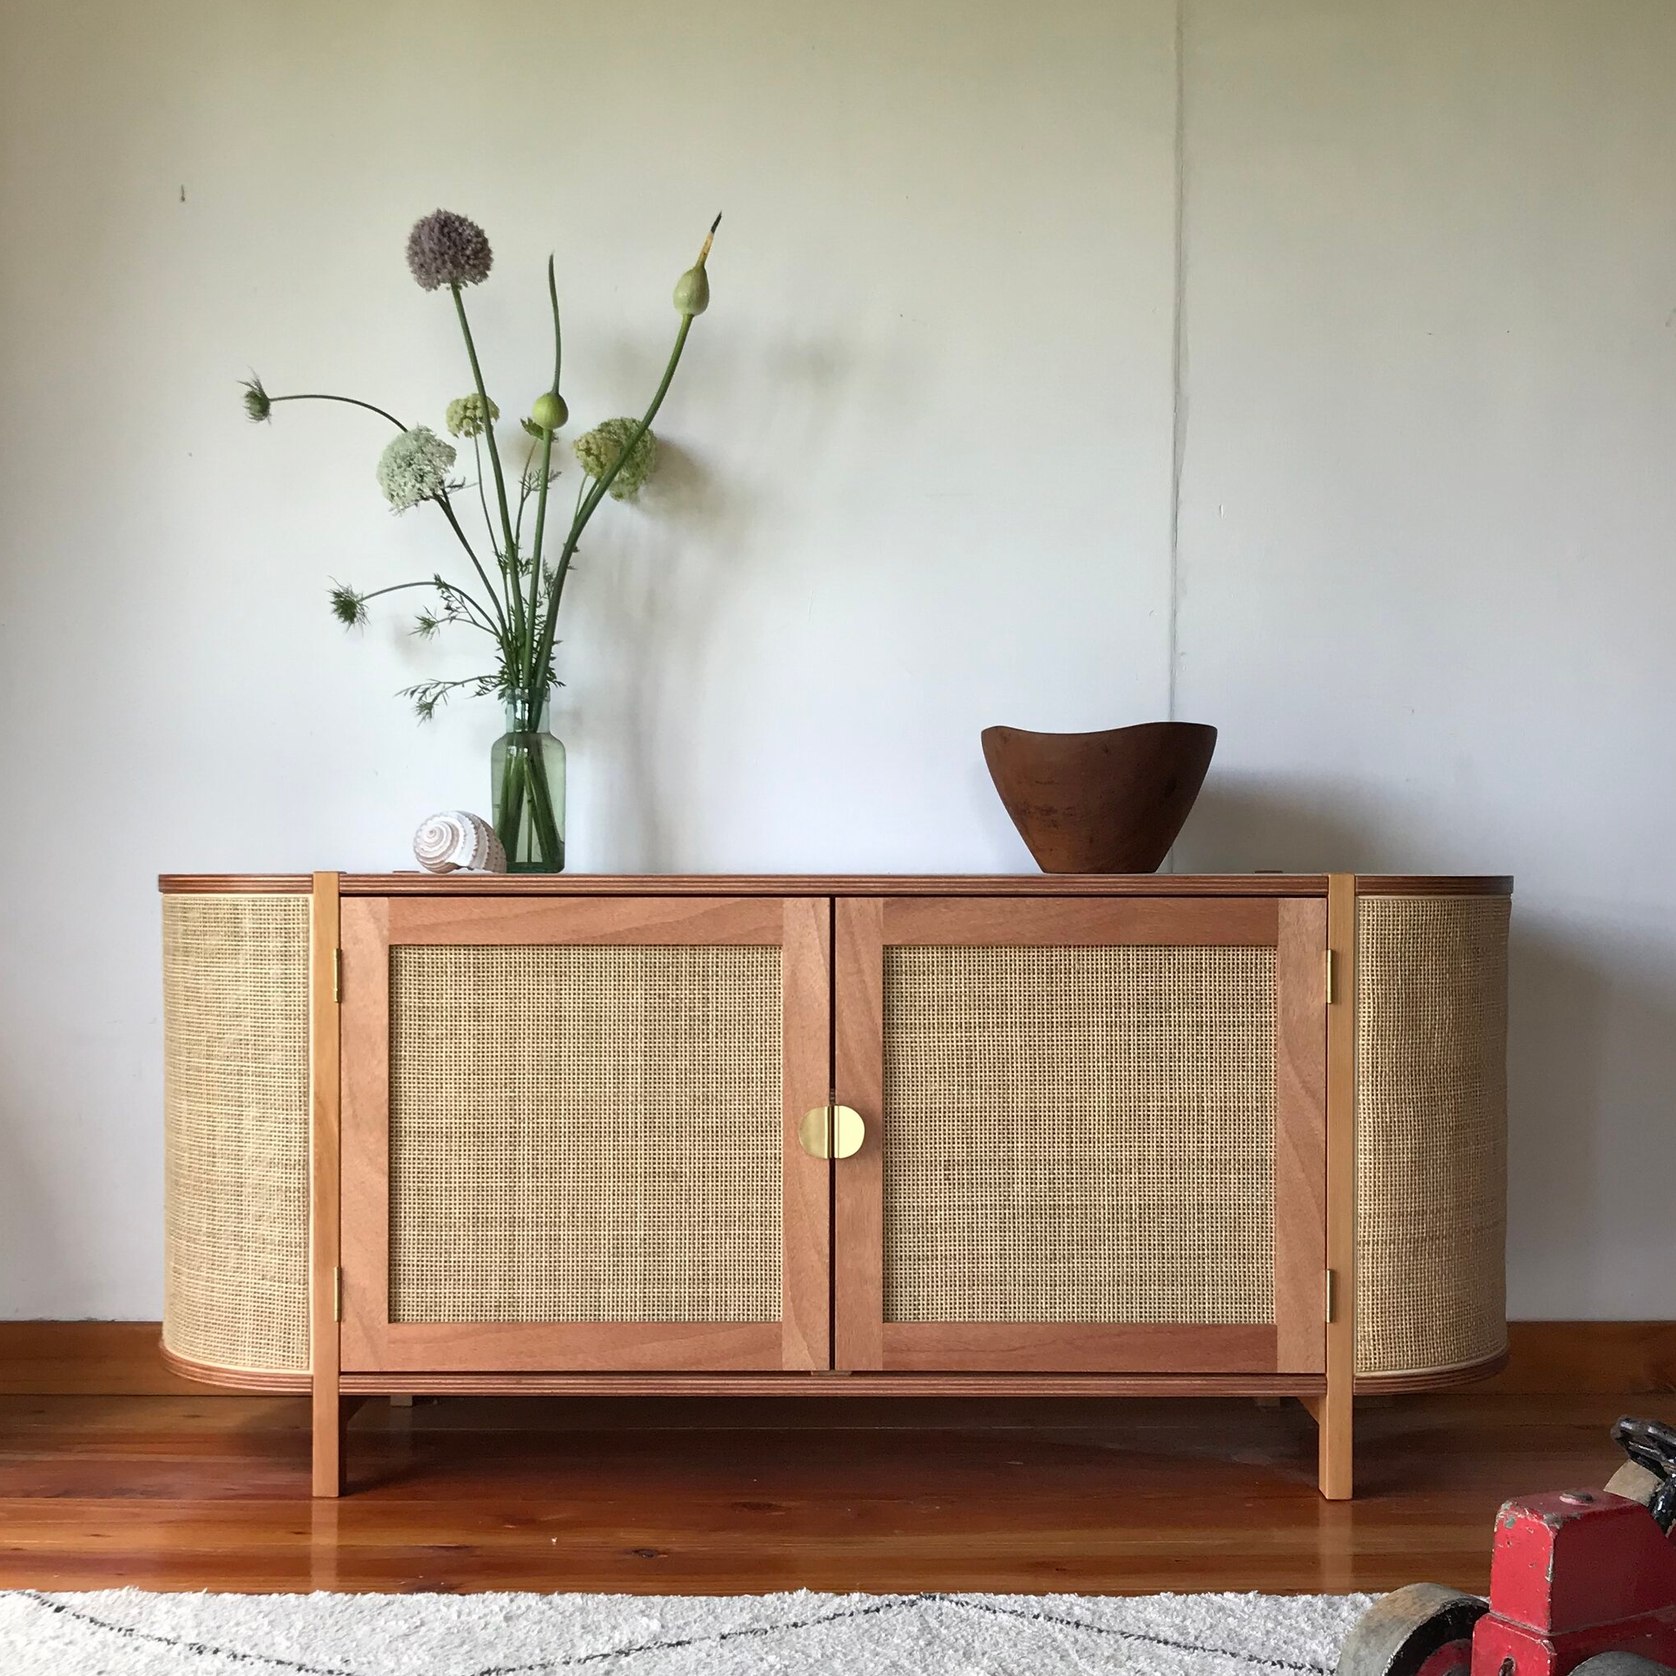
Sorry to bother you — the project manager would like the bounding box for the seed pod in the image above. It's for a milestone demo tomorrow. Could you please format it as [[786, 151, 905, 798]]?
[[529, 390, 568, 432], [672, 266, 709, 316], [674, 212, 721, 317]]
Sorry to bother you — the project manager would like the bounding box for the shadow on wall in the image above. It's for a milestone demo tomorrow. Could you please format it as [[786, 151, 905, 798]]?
[[1170, 771, 1676, 1316], [1505, 923, 1605, 1312], [1506, 918, 1676, 1314], [1169, 773, 1382, 875], [563, 434, 758, 872], [0, 1120, 108, 1318]]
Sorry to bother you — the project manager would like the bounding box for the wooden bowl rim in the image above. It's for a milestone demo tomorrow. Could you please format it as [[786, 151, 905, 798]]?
[[981, 720, 1219, 747]]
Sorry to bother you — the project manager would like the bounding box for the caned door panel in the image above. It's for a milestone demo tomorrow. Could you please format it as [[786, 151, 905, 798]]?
[[340, 896, 830, 1373], [833, 897, 1327, 1374]]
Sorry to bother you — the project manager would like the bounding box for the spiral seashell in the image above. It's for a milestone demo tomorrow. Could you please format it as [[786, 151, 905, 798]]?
[[413, 810, 507, 874]]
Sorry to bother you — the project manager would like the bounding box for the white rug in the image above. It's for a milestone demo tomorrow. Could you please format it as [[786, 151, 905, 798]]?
[[0, 1589, 1369, 1674]]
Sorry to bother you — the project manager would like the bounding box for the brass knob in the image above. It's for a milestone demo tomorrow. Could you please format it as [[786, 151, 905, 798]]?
[[799, 1103, 865, 1160]]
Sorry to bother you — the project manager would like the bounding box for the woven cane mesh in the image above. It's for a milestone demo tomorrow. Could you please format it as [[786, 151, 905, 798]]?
[[1355, 895, 1509, 1376], [162, 895, 310, 1374], [882, 945, 1276, 1324], [388, 945, 782, 1323]]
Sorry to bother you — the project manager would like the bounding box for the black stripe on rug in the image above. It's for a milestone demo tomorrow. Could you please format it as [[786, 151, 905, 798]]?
[[18, 1588, 1333, 1675]]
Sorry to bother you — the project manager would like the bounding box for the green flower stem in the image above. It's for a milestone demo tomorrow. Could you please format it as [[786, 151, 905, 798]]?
[[514, 442, 539, 549], [548, 255, 563, 402], [527, 428, 555, 638], [430, 583, 500, 637], [449, 283, 525, 652], [496, 747, 526, 859], [526, 752, 562, 863], [525, 256, 564, 649], [430, 496, 513, 643], [271, 393, 408, 430], [471, 435, 500, 558], [406, 675, 492, 714], [357, 578, 495, 635], [528, 313, 694, 695], [359, 580, 438, 601], [494, 733, 561, 866]]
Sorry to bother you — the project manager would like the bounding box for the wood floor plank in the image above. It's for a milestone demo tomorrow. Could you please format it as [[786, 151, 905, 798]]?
[[0, 1391, 1663, 1594]]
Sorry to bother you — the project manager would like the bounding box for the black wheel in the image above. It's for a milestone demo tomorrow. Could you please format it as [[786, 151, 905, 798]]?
[[1335, 1583, 1487, 1676], [1571, 1657, 1676, 1676]]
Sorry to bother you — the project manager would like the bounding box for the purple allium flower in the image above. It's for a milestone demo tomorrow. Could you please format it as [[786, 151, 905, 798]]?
[[405, 210, 493, 291]]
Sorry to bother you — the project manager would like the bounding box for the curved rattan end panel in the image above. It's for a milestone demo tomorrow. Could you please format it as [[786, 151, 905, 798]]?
[[882, 945, 1276, 1325], [1355, 894, 1510, 1378], [162, 894, 310, 1377], [388, 945, 783, 1324]]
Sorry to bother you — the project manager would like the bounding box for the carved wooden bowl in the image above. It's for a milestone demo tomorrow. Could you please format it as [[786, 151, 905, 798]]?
[[981, 721, 1218, 874]]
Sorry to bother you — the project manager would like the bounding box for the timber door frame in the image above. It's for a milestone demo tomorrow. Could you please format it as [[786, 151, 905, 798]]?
[[337, 894, 832, 1375], [831, 895, 1329, 1376]]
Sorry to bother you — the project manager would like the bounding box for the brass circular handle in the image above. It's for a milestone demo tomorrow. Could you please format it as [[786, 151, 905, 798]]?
[[798, 1103, 865, 1160]]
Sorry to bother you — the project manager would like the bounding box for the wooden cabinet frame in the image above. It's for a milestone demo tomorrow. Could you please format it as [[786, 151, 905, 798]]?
[[831, 896, 1328, 1377], [333, 894, 832, 1392], [270, 872, 1495, 1501]]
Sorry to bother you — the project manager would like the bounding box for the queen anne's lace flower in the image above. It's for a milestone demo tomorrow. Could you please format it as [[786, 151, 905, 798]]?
[[573, 418, 658, 501], [406, 210, 493, 291], [445, 393, 498, 438], [377, 427, 456, 511]]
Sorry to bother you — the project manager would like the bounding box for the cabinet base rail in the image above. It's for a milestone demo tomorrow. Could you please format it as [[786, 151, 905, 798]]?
[[165, 1350, 1335, 1398], [160, 1342, 1524, 1504]]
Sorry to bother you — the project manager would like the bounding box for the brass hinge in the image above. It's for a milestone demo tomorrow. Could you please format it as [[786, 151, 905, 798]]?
[[333, 948, 343, 1003], [1324, 1268, 1337, 1324], [332, 1266, 343, 1322], [1324, 948, 1337, 1005]]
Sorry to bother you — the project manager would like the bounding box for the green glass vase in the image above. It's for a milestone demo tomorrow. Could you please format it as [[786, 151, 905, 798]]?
[[490, 691, 566, 873]]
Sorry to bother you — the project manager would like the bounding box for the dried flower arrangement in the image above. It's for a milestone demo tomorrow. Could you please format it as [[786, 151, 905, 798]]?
[[242, 208, 720, 871]]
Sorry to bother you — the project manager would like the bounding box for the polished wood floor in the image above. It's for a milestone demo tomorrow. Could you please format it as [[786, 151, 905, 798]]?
[[0, 1390, 1660, 1594]]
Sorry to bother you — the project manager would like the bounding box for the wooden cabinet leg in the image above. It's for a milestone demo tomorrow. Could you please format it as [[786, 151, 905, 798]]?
[[312, 1384, 346, 1498], [1297, 1389, 1353, 1499], [1314, 1385, 1354, 1500]]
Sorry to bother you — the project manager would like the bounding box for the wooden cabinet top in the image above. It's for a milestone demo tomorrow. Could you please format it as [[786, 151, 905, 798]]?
[[159, 873, 1513, 898]]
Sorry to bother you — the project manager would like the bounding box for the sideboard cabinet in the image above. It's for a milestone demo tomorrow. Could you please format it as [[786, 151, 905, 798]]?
[[159, 872, 1511, 1500]]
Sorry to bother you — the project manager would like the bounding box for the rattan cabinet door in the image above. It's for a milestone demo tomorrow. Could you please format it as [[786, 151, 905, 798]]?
[[833, 896, 1328, 1374], [339, 896, 831, 1373]]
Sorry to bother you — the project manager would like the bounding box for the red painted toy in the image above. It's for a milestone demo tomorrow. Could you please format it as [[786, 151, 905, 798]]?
[[1337, 1417, 1676, 1676]]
